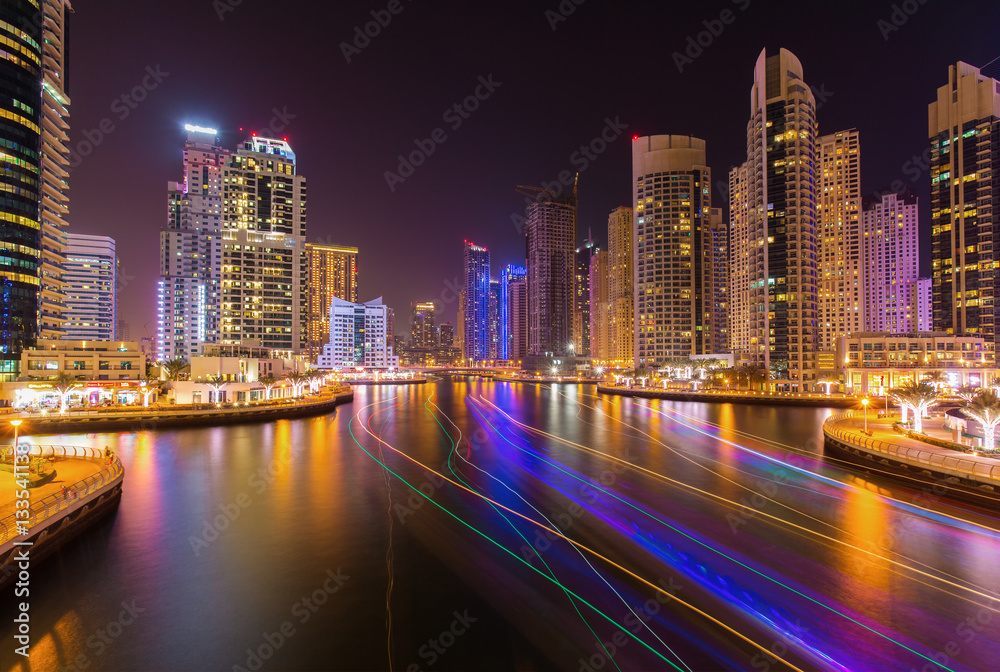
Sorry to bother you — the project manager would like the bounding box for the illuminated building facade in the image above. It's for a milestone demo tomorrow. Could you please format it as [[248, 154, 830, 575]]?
[[526, 192, 576, 356], [634, 135, 720, 364], [817, 129, 862, 350], [221, 136, 307, 355], [573, 236, 597, 356], [589, 249, 610, 363], [305, 242, 358, 362], [729, 48, 819, 391], [63, 234, 117, 341], [410, 301, 435, 348], [500, 263, 527, 362], [463, 242, 490, 361], [36, 0, 73, 341], [157, 127, 228, 362], [607, 206, 634, 366], [0, 1, 43, 380], [929, 61, 1000, 350], [317, 296, 397, 369], [862, 191, 927, 333], [489, 278, 500, 360], [706, 207, 729, 353]]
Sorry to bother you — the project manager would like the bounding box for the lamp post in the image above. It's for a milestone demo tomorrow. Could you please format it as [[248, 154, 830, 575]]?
[[862, 397, 870, 433], [10, 418, 23, 450]]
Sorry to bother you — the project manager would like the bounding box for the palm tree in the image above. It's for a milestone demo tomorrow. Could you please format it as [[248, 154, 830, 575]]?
[[52, 371, 81, 413], [955, 385, 980, 404], [961, 389, 1000, 453], [889, 380, 939, 433], [739, 364, 768, 392], [816, 374, 840, 396], [285, 371, 308, 397], [139, 373, 162, 407], [921, 370, 948, 391], [258, 375, 278, 401], [163, 358, 188, 381], [205, 374, 227, 404]]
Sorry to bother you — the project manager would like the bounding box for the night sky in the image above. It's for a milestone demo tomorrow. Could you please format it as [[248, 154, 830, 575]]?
[[67, 0, 1000, 338]]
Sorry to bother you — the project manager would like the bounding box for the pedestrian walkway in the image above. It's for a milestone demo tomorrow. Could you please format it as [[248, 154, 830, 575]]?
[[0, 457, 105, 522]]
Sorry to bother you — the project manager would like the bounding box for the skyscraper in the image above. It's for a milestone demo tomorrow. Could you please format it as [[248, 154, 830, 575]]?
[[525, 189, 576, 357], [410, 301, 436, 348], [0, 1, 42, 381], [589, 249, 610, 363], [489, 278, 500, 360], [36, 0, 73, 341], [929, 62, 1000, 348], [437, 322, 454, 348], [574, 236, 597, 356], [500, 264, 527, 362], [463, 242, 490, 361], [607, 206, 633, 367], [317, 297, 397, 369], [634, 136, 723, 365], [706, 207, 729, 353], [729, 48, 819, 390], [305, 243, 358, 362], [63, 234, 117, 341], [456, 288, 466, 357], [817, 129, 862, 351], [158, 127, 227, 362], [221, 137, 307, 355], [863, 191, 926, 333]]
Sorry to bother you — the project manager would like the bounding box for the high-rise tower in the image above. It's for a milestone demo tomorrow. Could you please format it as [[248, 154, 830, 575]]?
[[929, 61, 1000, 348], [633, 136, 721, 365], [524, 188, 577, 357], [500, 264, 527, 362], [63, 234, 117, 341], [817, 129, 862, 350], [729, 48, 819, 390], [36, 0, 73, 341], [463, 242, 490, 361], [157, 127, 228, 362], [0, 2, 43, 380], [305, 243, 358, 362], [220, 137, 307, 355], [862, 191, 925, 333]]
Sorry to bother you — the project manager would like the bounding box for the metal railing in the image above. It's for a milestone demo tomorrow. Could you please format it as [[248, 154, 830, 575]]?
[[823, 412, 1000, 483], [0, 452, 124, 545]]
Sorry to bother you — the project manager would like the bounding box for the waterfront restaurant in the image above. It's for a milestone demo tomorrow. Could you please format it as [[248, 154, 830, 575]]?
[[836, 332, 997, 395], [0, 340, 147, 408]]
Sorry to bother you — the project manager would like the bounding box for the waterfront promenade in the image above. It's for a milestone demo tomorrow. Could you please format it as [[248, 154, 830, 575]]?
[[0, 386, 354, 435], [823, 410, 1000, 490], [598, 385, 860, 407]]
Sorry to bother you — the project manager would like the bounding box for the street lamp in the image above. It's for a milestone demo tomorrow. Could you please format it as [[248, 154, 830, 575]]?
[[10, 419, 23, 450], [862, 397, 870, 433]]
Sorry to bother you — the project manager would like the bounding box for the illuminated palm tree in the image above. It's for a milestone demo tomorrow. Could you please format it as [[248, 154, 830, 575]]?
[[205, 374, 227, 404], [889, 380, 938, 433], [961, 389, 1000, 453], [52, 371, 81, 413], [816, 374, 839, 395], [921, 370, 948, 391], [258, 375, 278, 400], [955, 385, 979, 404], [285, 372, 308, 397], [740, 364, 768, 392], [139, 373, 162, 408]]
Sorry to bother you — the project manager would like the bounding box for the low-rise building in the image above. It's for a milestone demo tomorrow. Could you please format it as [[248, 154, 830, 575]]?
[[837, 332, 996, 394], [2, 340, 147, 408]]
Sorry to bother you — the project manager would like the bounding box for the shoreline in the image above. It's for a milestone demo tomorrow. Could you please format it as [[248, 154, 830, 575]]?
[[596, 386, 859, 407], [3, 388, 354, 436]]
